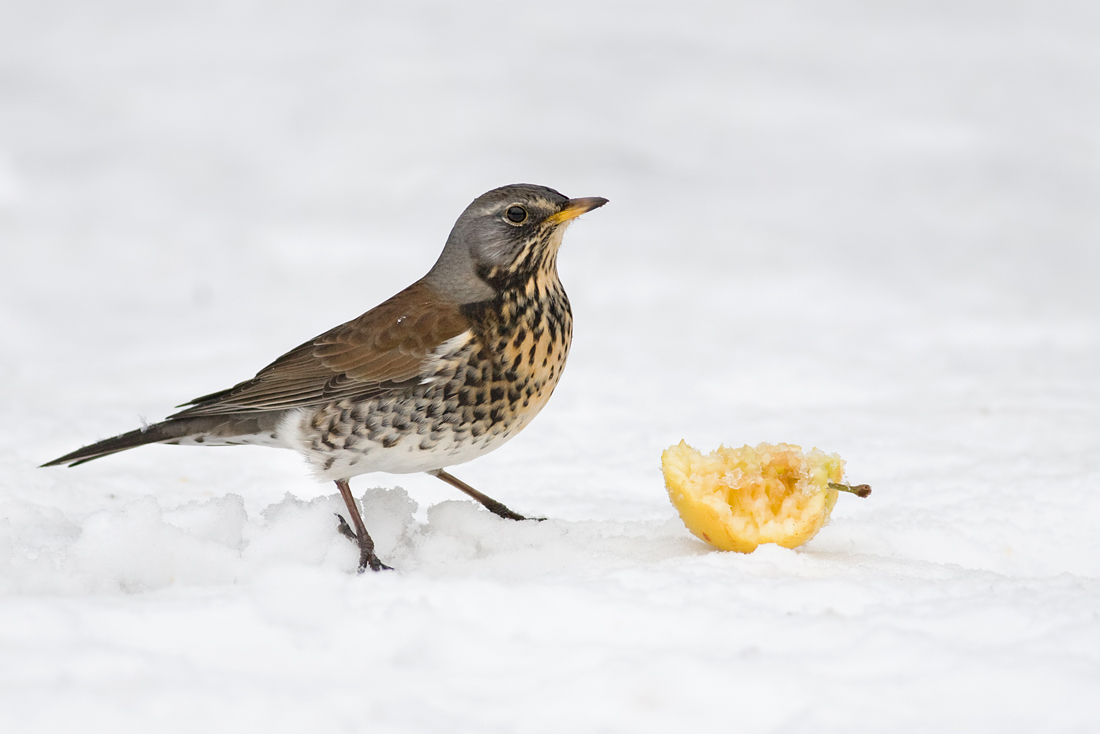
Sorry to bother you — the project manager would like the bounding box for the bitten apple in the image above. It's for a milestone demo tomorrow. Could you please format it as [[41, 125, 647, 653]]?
[[662, 440, 869, 553]]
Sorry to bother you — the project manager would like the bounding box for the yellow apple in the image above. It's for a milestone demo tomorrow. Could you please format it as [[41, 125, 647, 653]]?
[[662, 440, 867, 553]]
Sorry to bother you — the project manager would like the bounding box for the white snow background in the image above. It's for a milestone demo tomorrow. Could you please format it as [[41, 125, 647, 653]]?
[[2, 1, 1099, 731]]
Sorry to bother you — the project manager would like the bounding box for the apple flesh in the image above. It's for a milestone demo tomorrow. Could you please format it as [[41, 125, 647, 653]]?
[[662, 440, 862, 553]]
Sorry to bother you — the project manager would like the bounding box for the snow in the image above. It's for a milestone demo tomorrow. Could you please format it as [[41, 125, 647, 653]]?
[[2, 0, 1099, 731]]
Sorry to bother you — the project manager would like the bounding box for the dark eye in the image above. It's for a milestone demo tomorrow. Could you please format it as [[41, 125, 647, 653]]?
[[505, 205, 528, 224]]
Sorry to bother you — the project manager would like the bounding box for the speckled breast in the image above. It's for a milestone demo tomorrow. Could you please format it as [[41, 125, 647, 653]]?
[[284, 274, 573, 481]]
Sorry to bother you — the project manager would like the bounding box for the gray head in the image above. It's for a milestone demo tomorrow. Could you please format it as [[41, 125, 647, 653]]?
[[425, 184, 608, 303]]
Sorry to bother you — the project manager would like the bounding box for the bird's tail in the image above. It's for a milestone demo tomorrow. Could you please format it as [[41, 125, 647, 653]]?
[[41, 415, 274, 467]]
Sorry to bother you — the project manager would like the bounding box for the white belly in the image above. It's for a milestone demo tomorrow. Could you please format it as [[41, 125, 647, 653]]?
[[276, 405, 539, 483]]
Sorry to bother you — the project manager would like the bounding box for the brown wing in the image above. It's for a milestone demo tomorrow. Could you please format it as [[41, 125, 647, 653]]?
[[170, 281, 470, 417]]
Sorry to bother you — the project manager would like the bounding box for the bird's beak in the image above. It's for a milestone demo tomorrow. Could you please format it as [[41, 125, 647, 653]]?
[[547, 196, 609, 225]]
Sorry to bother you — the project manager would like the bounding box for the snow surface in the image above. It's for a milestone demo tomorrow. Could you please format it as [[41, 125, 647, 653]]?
[[2, 1, 1099, 731]]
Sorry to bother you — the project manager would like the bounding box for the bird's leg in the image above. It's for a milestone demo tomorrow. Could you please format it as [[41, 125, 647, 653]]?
[[335, 479, 392, 573], [427, 469, 543, 521]]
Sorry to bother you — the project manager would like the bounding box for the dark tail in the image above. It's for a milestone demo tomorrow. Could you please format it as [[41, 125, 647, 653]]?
[[41, 415, 273, 467]]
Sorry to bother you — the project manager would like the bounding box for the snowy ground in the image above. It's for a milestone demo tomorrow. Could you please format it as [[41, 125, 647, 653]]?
[[2, 1, 1099, 731]]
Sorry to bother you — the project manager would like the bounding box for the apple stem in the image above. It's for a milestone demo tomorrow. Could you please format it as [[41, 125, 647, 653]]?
[[829, 482, 872, 498]]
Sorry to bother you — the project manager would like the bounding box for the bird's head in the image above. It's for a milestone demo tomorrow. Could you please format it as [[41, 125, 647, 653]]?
[[426, 184, 608, 302]]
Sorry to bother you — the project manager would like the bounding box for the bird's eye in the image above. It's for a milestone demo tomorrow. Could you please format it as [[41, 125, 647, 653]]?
[[505, 205, 528, 224]]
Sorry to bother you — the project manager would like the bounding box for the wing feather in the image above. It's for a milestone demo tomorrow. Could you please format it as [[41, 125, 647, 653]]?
[[170, 281, 471, 417]]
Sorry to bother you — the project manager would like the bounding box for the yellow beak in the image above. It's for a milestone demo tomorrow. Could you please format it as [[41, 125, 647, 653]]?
[[546, 196, 609, 225]]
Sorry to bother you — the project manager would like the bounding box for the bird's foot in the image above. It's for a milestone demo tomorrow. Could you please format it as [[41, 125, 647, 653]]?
[[361, 553, 393, 573], [335, 513, 358, 541], [334, 513, 393, 573], [483, 500, 539, 522], [427, 469, 544, 522]]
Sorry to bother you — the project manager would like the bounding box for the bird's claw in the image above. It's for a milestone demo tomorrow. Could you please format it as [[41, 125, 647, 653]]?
[[360, 556, 394, 573], [335, 513, 358, 541], [337, 513, 393, 573]]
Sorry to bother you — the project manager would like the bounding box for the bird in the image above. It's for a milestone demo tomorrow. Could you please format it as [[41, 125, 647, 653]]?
[[43, 183, 608, 572]]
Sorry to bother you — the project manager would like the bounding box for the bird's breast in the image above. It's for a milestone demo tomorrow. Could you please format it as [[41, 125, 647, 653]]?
[[282, 274, 574, 482], [477, 274, 573, 414]]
